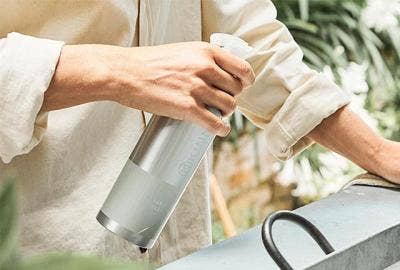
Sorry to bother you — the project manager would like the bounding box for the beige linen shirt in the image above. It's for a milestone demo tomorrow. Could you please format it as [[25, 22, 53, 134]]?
[[0, 0, 350, 266]]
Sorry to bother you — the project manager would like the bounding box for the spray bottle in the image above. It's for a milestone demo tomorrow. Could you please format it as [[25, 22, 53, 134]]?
[[97, 33, 253, 250]]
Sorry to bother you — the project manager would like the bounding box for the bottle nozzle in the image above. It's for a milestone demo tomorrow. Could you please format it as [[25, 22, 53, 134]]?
[[210, 33, 253, 59]]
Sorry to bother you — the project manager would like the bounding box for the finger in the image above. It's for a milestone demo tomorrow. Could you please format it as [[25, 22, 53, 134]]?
[[200, 86, 237, 117], [202, 65, 243, 96], [191, 106, 231, 137], [212, 46, 255, 88]]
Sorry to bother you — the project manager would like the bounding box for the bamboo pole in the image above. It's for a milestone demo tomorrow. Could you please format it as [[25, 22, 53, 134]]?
[[210, 174, 237, 237]]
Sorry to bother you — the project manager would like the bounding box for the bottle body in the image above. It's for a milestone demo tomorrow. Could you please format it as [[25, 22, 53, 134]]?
[[97, 114, 217, 248]]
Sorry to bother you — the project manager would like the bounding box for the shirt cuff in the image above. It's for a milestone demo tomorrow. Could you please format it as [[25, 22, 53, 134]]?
[[264, 73, 351, 160], [0, 33, 64, 163]]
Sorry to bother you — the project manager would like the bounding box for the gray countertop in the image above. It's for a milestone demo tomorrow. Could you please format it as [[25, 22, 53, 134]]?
[[159, 185, 400, 270]]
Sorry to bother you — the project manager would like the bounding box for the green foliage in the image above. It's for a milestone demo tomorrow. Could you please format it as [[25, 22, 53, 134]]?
[[19, 254, 147, 270], [220, 0, 400, 200], [274, 0, 400, 139], [273, 0, 400, 188], [0, 179, 18, 270], [0, 179, 150, 270], [211, 220, 226, 244], [225, 0, 400, 141]]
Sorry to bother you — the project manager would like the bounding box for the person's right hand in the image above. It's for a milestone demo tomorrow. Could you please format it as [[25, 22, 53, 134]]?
[[44, 42, 255, 136]]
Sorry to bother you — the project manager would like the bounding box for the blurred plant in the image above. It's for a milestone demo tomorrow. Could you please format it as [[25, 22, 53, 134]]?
[[274, 0, 400, 200], [218, 0, 400, 201], [275, 0, 400, 139], [0, 178, 18, 270], [211, 219, 226, 244], [0, 179, 149, 270]]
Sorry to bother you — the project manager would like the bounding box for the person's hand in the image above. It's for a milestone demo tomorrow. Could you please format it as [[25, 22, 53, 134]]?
[[374, 139, 400, 184], [44, 42, 255, 137], [115, 42, 255, 136]]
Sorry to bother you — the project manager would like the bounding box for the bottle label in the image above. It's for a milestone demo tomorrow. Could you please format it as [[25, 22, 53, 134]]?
[[163, 126, 213, 187]]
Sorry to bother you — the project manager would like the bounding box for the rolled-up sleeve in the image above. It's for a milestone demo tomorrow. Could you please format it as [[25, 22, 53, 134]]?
[[0, 33, 64, 163], [202, 0, 351, 160]]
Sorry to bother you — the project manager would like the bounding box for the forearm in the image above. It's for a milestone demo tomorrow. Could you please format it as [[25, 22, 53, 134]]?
[[42, 41, 254, 136], [307, 106, 384, 176]]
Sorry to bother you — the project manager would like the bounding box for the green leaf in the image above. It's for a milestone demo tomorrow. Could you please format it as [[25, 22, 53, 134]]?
[[19, 254, 150, 270], [295, 32, 343, 66], [299, 0, 309, 21], [341, 14, 358, 29], [331, 25, 358, 52], [342, 2, 363, 17], [286, 19, 318, 34], [359, 24, 384, 48], [300, 46, 324, 69], [0, 179, 19, 270], [387, 27, 400, 59], [312, 13, 345, 24], [363, 36, 395, 87]]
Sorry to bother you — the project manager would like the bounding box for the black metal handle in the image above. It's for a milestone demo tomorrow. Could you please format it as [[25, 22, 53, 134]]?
[[261, 210, 335, 270]]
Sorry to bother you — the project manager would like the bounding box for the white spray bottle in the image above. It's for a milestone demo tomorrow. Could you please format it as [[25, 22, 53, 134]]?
[[97, 34, 253, 250]]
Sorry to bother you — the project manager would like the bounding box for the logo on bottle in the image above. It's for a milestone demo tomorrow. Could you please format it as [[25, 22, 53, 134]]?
[[177, 130, 210, 177]]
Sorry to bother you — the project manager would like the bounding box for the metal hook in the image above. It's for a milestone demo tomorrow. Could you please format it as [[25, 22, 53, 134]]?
[[261, 210, 335, 270]]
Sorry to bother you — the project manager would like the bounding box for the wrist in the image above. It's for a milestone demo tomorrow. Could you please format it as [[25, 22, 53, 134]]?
[[369, 138, 400, 183], [88, 45, 141, 106], [69, 44, 121, 102], [44, 44, 118, 110], [365, 137, 387, 176]]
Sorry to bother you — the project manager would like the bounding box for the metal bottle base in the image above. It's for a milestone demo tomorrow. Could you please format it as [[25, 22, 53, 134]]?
[[96, 210, 155, 249]]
